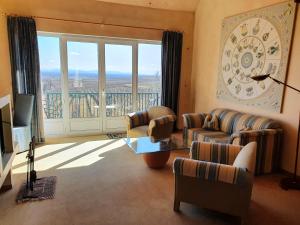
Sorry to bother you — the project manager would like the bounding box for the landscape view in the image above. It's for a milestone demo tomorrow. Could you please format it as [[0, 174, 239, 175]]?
[[38, 36, 162, 120], [41, 69, 161, 119]]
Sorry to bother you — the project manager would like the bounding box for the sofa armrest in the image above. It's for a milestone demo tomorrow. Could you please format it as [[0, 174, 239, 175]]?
[[126, 111, 149, 130], [231, 128, 283, 174], [190, 141, 242, 165], [182, 113, 206, 142], [148, 115, 176, 140], [149, 115, 176, 128], [231, 129, 281, 145], [173, 157, 250, 185], [183, 113, 206, 129]]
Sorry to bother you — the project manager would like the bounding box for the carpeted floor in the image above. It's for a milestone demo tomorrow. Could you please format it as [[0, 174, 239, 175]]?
[[0, 138, 300, 225]]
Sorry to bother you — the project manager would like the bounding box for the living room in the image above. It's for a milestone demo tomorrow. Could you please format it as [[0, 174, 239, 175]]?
[[0, 0, 300, 225]]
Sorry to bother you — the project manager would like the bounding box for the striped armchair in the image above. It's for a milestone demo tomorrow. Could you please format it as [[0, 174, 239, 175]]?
[[183, 108, 283, 175], [173, 141, 257, 223], [126, 106, 176, 141]]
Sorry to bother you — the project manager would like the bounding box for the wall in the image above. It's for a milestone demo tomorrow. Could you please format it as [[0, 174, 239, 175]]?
[[192, 0, 300, 174], [0, 6, 12, 98], [0, 0, 195, 127]]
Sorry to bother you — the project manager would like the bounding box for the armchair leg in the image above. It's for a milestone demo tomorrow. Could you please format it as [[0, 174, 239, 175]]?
[[173, 199, 180, 212]]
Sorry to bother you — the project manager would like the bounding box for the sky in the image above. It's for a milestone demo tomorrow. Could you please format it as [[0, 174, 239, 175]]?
[[38, 36, 162, 75]]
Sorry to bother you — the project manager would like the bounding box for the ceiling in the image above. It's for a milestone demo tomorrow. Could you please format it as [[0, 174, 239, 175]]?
[[95, 0, 200, 12]]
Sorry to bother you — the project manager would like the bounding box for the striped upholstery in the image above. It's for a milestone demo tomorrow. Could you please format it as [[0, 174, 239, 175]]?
[[232, 114, 252, 132], [173, 141, 256, 219], [246, 117, 280, 130], [183, 108, 283, 175], [127, 106, 176, 140], [210, 109, 240, 134], [183, 113, 206, 143], [187, 128, 231, 145], [127, 111, 149, 129], [232, 114, 280, 133], [173, 158, 248, 185], [232, 129, 283, 174], [202, 114, 219, 131], [186, 128, 227, 145], [197, 132, 232, 144], [147, 106, 175, 120], [190, 141, 242, 165], [183, 113, 206, 128], [151, 115, 176, 126], [186, 128, 202, 145]]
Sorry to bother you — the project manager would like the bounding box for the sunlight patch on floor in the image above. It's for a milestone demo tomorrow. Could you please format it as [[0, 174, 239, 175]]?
[[13, 142, 76, 167], [13, 139, 127, 174], [57, 139, 127, 169]]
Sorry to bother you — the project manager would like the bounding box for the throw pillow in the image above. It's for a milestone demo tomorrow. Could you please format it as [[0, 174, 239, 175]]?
[[233, 142, 257, 173], [202, 114, 219, 131]]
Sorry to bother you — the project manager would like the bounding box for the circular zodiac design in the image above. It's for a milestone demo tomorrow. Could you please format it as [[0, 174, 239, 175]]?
[[221, 17, 281, 100]]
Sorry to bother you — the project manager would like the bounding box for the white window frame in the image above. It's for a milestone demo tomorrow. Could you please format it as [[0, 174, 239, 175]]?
[[38, 32, 162, 136]]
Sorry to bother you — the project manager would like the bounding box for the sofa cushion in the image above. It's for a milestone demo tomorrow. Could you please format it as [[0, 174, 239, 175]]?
[[232, 114, 253, 132], [232, 114, 280, 133], [197, 131, 232, 144], [187, 128, 232, 144], [202, 114, 219, 131], [127, 125, 149, 138], [246, 116, 281, 130], [210, 109, 240, 134], [187, 128, 203, 145]]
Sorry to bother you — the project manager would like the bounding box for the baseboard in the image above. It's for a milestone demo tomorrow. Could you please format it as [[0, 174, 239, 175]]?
[[278, 168, 300, 179]]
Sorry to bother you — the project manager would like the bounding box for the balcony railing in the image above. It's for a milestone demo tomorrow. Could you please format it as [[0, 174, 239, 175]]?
[[43, 92, 160, 119]]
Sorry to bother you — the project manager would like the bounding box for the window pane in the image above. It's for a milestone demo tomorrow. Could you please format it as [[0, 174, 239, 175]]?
[[38, 36, 62, 119], [138, 43, 162, 111], [105, 44, 132, 117], [67, 41, 99, 118]]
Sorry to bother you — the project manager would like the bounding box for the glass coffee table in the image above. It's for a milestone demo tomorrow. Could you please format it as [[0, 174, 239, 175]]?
[[124, 136, 189, 169]]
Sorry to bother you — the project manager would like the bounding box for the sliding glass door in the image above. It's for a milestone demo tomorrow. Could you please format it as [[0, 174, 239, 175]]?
[[38, 35, 64, 135], [138, 43, 162, 111], [38, 33, 161, 136], [66, 39, 101, 132], [104, 43, 134, 130]]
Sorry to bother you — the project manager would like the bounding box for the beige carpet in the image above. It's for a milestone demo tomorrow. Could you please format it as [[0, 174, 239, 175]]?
[[0, 138, 300, 225]]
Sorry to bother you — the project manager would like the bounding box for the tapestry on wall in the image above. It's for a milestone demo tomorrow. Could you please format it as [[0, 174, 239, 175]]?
[[216, 1, 296, 112]]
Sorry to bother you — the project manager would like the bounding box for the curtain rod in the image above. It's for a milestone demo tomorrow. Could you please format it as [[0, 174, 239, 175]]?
[[4, 13, 184, 33]]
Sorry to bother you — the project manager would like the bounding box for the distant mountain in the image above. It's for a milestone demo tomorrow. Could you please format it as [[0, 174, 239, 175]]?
[[40, 69, 160, 78]]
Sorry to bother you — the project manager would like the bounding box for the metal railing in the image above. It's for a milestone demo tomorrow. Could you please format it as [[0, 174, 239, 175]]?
[[43, 92, 160, 119]]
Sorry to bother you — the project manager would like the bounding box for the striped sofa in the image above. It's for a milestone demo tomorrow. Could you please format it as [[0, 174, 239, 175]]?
[[173, 141, 257, 222], [183, 108, 283, 175]]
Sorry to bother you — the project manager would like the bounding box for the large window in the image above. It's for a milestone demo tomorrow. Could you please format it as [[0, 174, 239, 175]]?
[[138, 43, 162, 111], [38, 33, 162, 134], [38, 36, 62, 119], [67, 41, 99, 118], [105, 44, 133, 117]]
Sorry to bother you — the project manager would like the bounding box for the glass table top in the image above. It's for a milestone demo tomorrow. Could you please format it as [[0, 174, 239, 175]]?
[[124, 136, 189, 154]]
